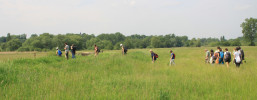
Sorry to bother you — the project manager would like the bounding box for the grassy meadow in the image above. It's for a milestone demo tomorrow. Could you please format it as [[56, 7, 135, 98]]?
[[0, 47, 257, 100]]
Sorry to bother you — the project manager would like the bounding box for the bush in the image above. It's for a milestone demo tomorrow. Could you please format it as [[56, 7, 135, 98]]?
[[17, 47, 30, 52], [33, 48, 42, 51]]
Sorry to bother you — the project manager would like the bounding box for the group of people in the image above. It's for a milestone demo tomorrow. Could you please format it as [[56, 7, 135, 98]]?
[[55, 43, 246, 68], [56, 43, 128, 59], [205, 46, 245, 68], [150, 49, 176, 66], [56, 43, 77, 60]]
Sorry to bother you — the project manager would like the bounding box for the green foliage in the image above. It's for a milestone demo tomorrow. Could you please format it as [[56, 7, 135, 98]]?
[[17, 47, 30, 52], [0, 32, 250, 52], [151, 36, 162, 48], [241, 17, 257, 46], [6, 39, 22, 51], [230, 39, 241, 46]]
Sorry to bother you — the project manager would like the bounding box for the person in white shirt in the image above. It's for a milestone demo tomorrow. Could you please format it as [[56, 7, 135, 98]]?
[[234, 47, 241, 67], [64, 43, 69, 60]]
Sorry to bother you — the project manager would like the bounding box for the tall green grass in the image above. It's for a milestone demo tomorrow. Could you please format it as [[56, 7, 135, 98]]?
[[0, 47, 257, 100]]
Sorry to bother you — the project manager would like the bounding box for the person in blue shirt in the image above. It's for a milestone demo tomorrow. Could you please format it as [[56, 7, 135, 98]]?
[[56, 47, 62, 57], [218, 47, 224, 64], [170, 50, 175, 66]]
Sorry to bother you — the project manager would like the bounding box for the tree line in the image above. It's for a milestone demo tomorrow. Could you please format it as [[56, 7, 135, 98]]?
[[0, 32, 247, 52], [0, 18, 256, 52]]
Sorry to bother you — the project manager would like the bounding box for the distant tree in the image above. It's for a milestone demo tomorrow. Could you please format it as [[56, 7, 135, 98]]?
[[196, 38, 201, 47], [151, 36, 161, 48], [30, 34, 38, 38], [241, 17, 257, 46], [6, 39, 22, 51], [7, 33, 11, 42], [0, 36, 7, 43], [230, 39, 241, 46], [220, 36, 226, 42], [124, 38, 134, 49]]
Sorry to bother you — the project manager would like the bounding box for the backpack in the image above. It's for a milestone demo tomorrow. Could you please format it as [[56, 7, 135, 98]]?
[[124, 48, 128, 53], [224, 52, 231, 60], [220, 51, 224, 59], [213, 52, 218, 60], [240, 49, 244, 60], [154, 53, 158, 58], [97, 48, 100, 52], [58, 50, 62, 55], [173, 53, 175, 59]]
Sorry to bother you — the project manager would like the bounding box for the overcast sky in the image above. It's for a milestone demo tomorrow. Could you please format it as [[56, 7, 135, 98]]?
[[0, 0, 256, 39]]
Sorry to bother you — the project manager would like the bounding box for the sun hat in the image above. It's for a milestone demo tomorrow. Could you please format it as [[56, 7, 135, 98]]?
[[120, 44, 123, 47]]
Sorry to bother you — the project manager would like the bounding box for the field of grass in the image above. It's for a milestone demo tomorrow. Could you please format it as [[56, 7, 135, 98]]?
[[0, 52, 48, 62], [0, 47, 257, 99]]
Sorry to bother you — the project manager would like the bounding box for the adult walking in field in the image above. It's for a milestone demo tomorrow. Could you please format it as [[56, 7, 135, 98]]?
[[64, 43, 69, 60], [150, 49, 156, 63], [210, 49, 214, 64], [170, 50, 175, 65], [205, 49, 210, 63], [214, 49, 220, 64], [56, 47, 62, 57], [71, 44, 76, 59], [94, 44, 100, 57], [238, 47, 245, 64], [120, 44, 127, 55], [234, 47, 241, 67], [218, 48, 224, 64], [224, 48, 231, 68]]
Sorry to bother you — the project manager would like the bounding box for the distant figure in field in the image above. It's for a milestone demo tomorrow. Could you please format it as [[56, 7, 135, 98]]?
[[64, 43, 69, 60], [234, 47, 242, 67], [94, 44, 100, 57], [210, 49, 214, 64], [205, 49, 210, 63], [150, 49, 157, 63], [214, 48, 220, 64], [238, 46, 245, 64], [224, 48, 231, 68], [56, 47, 62, 57], [71, 44, 76, 59], [218, 47, 224, 64], [120, 44, 127, 55], [170, 50, 175, 65]]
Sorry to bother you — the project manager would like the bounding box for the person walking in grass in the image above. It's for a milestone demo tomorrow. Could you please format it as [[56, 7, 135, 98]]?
[[238, 46, 245, 64], [64, 43, 69, 60], [170, 50, 175, 65], [210, 49, 214, 64], [218, 47, 224, 64], [214, 48, 220, 64], [56, 47, 62, 57], [224, 48, 231, 68], [150, 49, 156, 63], [71, 44, 76, 59], [205, 49, 210, 63], [120, 44, 127, 55], [94, 44, 100, 57], [234, 47, 241, 67]]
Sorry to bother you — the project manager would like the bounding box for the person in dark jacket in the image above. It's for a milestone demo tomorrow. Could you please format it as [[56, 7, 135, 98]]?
[[150, 49, 156, 63], [71, 44, 76, 59]]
